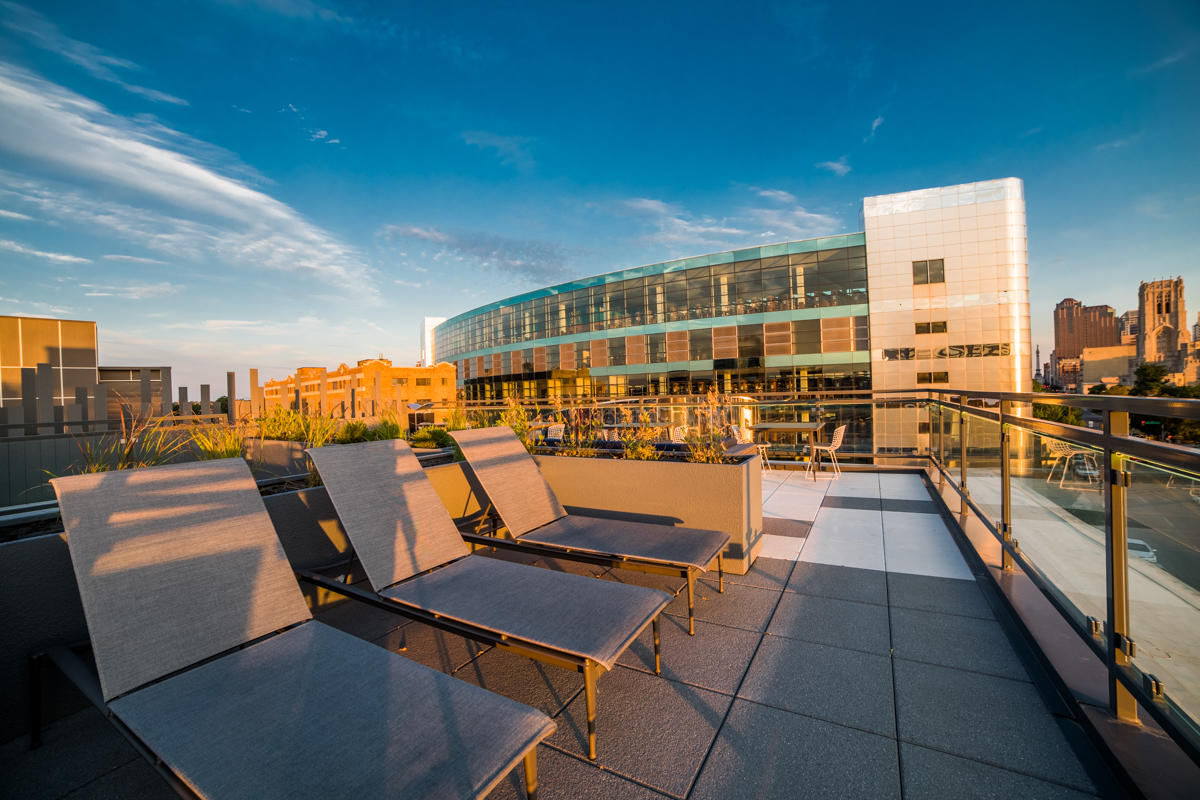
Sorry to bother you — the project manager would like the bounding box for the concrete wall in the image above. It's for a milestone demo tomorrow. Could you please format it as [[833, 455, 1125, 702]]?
[[533, 454, 762, 574]]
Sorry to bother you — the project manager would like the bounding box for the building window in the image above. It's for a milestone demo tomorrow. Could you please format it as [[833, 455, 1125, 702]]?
[[393, 377, 407, 386], [415, 377, 431, 387], [882, 347, 915, 361], [914, 321, 947, 335], [440, 378, 448, 385], [916, 371, 949, 384], [912, 259, 945, 285]]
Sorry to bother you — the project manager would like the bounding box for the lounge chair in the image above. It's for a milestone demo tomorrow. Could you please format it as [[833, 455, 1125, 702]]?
[[38, 459, 554, 800], [305, 439, 671, 761], [451, 426, 731, 635]]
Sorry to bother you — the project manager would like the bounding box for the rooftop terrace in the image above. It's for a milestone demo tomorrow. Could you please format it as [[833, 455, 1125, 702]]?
[[2, 469, 1125, 799]]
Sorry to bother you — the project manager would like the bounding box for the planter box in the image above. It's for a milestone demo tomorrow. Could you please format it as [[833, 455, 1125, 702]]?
[[533, 454, 763, 575], [244, 438, 309, 479]]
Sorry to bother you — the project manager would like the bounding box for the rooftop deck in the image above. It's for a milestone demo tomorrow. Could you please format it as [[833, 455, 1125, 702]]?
[[2, 469, 1122, 798]]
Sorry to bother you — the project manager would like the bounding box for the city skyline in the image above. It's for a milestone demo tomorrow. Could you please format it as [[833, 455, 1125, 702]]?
[[0, 1, 1197, 389]]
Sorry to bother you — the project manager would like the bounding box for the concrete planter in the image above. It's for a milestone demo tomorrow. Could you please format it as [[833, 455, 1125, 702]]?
[[533, 454, 763, 575], [244, 438, 309, 479]]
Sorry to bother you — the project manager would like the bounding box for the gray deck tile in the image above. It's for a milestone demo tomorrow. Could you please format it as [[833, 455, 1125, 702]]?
[[619, 614, 760, 695], [698, 557, 794, 593], [761, 517, 812, 538], [311, 594, 407, 641], [372, 620, 490, 673], [484, 745, 670, 800], [63, 755, 173, 800], [740, 636, 896, 736], [886, 572, 995, 620], [893, 659, 1097, 792], [880, 498, 940, 515], [689, 699, 900, 800], [891, 607, 1030, 681], [787, 561, 888, 605], [548, 668, 731, 797], [768, 592, 892, 654], [899, 742, 1099, 799], [0, 707, 143, 800], [601, 567, 687, 597], [822, 494, 883, 511], [664, 579, 781, 633], [452, 647, 584, 717]]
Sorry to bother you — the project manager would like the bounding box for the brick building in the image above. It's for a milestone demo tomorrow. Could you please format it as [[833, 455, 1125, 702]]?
[[261, 357, 457, 420]]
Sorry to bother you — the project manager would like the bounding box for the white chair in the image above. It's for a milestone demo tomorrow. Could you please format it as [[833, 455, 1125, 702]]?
[[670, 425, 688, 443], [807, 424, 847, 478], [546, 422, 565, 440], [735, 426, 771, 470], [1045, 438, 1098, 488]]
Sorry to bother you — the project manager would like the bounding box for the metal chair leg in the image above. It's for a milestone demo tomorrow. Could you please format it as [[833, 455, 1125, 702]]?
[[652, 617, 661, 675], [686, 570, 696, 635], [583, 663, 598, 761], [830, 450, 840, 478], [523, 748, 539, 800], [717, 554, 725, 593]]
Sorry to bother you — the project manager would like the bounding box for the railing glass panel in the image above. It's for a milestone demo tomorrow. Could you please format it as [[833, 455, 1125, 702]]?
[[965, 414, 1002, 524]]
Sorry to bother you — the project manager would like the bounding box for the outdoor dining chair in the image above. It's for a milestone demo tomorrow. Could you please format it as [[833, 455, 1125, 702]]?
[[305, 439, 671, 761], [807, 423, 848, 478], [451, 426, 731, 635], [40, 459, 554, 800]]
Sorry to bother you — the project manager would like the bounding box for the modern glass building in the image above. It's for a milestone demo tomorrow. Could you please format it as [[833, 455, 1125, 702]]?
[[435, 178, 1031, 451]]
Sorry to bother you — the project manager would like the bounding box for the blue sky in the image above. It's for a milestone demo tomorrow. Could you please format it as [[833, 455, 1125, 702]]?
[[0, 0, 1197, 389]]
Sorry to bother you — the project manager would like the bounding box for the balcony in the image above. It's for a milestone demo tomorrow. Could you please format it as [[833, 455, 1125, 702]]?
[[1, 390, 1198, 798]]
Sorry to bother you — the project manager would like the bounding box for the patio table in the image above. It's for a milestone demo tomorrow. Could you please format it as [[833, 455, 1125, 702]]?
[[750, 421, 823, 479]]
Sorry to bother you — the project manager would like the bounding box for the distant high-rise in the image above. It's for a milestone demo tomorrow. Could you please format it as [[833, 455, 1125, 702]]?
[[420, 316, 447, 366], [1053, 299, 1120, 359], [1118, 310, 1139, 343]]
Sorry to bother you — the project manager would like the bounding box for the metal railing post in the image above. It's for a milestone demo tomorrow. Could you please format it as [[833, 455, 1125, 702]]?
[[958, 395, 969, 516], [1000, 399, 1014, 571], [1105, 408, 1138, 723]]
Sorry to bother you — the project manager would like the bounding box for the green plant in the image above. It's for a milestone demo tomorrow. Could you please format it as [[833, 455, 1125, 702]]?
[[499, 397, 535, 453], [618, 409, 660, 461], [67, 407, 188, 473], [369, 410, 405, 441], [685, 390, 728, 464], [337, 420, 370, 443], [410, 427, 454, 449], [190, 422, 246, 460], [550, 399, 603, 458], [445, 400, 469, 432]]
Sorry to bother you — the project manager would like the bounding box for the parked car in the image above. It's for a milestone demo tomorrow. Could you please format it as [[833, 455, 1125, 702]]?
[[1127, 538, 1158, 564]]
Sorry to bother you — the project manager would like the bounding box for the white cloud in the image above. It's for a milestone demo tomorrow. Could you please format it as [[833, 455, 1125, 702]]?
[[310, 129, 328, 140], [0, 2, 187, 105], [0, 65, 376, 295], [394, 278, 423, 288], [864, 116, 884, 142], [1131, 44, 1196, 76], [214, 0, 350, 24], [621, 198, 747, 248], [80, 281, 182, 300], [0, 294, 71, 315], [815, 156, 851, 176], [102, 254, 167, 264], [462, 130, 534, 172], [0, 237, 89, 262], [1095, 134, 1140, 152], [381, 224, 569, 284], [755, 188, 797, 204], [0, 208, 32, 220]]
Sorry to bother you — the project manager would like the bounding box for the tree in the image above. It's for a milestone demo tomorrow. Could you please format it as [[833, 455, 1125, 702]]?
[[1032, 379, 1082, 425], [1132, 363, 1168, 397], [1087, 383, 1107, 394]]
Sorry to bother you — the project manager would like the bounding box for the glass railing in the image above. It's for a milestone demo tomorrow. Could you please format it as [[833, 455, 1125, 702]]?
[[449, 389, 1200, 759]]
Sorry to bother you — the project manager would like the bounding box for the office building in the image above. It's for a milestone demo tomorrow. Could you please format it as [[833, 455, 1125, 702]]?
[[420, 316, 446, 366], [435, 179, 1031, 453], [261, 357, 456, 419]]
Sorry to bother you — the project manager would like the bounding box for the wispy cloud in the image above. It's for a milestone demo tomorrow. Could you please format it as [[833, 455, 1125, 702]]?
[[815, 156, 851, 176], [212, 0, 349, 24], [102, 253, 167, 264], [0, 2, 187, 105], [0, 237, 89, 262], [462, 130, 534, 172], [0, 208, 32, 220], [1095, 134, 1140, 152], [621, 198, 747, 249], [394, 278, 424, 288], [1131, 44, 1196, 76], [740, 205, 839, 241], [863, 116, 884, 142], [0, 294, 71, 315], [754, 188, 797, 204], [81, 281, 182, 300], [0, 64, 375, 295], [381, 224, 569, 284]]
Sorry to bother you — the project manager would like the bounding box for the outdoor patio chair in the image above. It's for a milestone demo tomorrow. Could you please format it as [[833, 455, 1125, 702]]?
[[305, 439, 671, 761], [1045, 438, 1100, 488], [38, 459, 554, 800], [451, 426, 731, 635], [807, 423, 847, 478]]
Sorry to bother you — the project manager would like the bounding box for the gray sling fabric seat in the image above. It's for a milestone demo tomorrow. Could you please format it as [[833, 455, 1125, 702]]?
[[305, 439, 671, 759], [48, 459, 553, 800], [450, 426, 731, 634]]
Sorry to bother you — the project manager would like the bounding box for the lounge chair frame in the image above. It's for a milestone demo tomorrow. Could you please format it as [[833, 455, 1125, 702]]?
[[297, 562, 661, 761], [460, 522, 722, 636]]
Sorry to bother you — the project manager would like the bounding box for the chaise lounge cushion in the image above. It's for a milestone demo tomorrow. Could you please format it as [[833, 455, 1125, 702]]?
[[520, 515, 729, 571], [111, 622, 554, 800], [382, 556, 668, 670]]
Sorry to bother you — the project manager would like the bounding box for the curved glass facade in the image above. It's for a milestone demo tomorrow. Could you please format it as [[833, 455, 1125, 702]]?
[[436, 235, 873, 400]]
